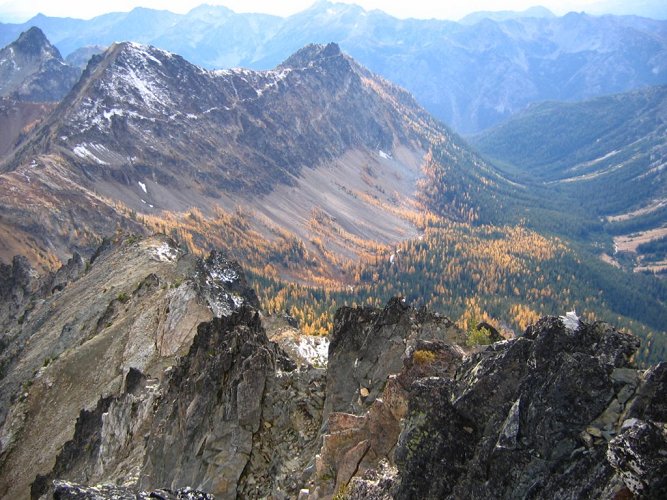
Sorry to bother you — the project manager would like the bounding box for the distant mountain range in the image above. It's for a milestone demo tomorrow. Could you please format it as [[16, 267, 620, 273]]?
[[458, 6, 556, 24], [588, 0, 667, 19], [1, 1, 666, 133]]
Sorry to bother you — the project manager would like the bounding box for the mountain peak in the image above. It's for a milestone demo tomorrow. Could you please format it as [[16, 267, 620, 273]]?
[[105, 41, 180, 70], [113, 40, 171, 58], [0, 26, 79, 101], [186, 3, 234, 19], [278, 42, 343, 69], [14, 26, 60, 59], [306, 0, 365, 15]]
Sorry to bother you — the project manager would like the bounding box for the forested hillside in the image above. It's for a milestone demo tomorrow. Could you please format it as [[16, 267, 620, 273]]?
[[472, 85, 667, 274]]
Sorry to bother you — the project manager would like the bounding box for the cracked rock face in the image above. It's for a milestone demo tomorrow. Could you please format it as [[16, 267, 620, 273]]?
[[324, 298, 464, 421], [393, 317, 660, 500], [310, 302, 466, 498], [607, 363, 667, 497], [140, 306, 327, 499], [307, 311, 666, 500], [33, 305, 327, 500], [140, 308, 275, 497], [0, 235, 259, 499], [607, 419, 667, 497]]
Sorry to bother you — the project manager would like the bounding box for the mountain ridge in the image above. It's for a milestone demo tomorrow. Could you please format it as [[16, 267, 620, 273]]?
[[1, 3, 666, 132], [0, 39, 498, 273]]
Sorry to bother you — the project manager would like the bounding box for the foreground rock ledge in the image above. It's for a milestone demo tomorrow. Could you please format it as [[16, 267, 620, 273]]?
[[52, 479, 213, 499], [3, 283, 665, 499], [311, 312, 667, 499]]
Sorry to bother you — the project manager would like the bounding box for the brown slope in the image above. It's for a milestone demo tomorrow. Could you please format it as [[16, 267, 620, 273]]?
[[0, 98, 56, 158], [0, 41, 501, 279]]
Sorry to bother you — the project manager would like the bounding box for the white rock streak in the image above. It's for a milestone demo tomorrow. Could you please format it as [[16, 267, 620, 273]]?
[[560, 311, 580, 331]]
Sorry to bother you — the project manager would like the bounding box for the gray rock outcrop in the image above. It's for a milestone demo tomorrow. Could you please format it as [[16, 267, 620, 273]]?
[[2, 253, 666, 500], [324, 298, 464, 420], [0, 235, 259, 499], [340, 316, 664, 499], [140, 308, 284, 497]]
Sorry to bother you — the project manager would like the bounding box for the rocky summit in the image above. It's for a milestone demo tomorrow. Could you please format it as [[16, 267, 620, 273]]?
[[0, 240, 664, 498], [0, 27, 80, 102], [0, 28, 78, 161]]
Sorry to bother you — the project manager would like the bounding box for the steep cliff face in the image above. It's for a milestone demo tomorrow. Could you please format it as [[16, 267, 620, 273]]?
[[324, 298, 465, 420], [140, 309, 286, 496], [0, 235, 258, 499], [0, 235, 327, 499], [138, 307, 328, 499], [29, 305, 328, 499]]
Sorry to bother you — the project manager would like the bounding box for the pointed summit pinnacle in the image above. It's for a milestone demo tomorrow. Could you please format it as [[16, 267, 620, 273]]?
[[278, 42, 343, 70], [14, 26, 57, 58]]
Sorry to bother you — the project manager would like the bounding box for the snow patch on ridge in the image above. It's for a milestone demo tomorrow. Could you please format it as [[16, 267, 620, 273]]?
[[126, 42, 166, 66], [208, 267, 238, 283], [150, 242, 180, 263], [295, 336, 330, 367], [560, 311, 580, 331]]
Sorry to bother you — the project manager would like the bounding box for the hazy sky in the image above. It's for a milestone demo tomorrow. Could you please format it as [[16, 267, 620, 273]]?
[[0, 0, 613, 23]]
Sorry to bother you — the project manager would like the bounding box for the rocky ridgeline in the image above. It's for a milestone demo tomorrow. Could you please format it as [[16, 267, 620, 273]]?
[[0, 235, 260, 498], [0, 236, 665, 498], [30, 306, 328, 499]]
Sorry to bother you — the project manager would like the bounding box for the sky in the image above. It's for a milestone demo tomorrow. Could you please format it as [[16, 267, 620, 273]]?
[[0, 0, 624, 23]]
